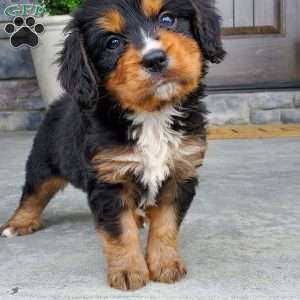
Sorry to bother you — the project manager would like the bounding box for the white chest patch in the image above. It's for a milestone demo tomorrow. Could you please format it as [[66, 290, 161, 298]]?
[[127, 107, 183, 207]]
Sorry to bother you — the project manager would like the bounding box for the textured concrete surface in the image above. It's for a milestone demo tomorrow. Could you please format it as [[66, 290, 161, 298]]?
[[0, 133, 300, 300]]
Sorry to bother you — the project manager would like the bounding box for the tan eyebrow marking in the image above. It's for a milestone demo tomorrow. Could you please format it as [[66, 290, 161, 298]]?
[[141, 0, 164, 18], [97, 9, 125, 33]]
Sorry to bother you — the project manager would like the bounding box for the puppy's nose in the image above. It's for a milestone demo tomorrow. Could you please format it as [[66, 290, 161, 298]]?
[[142, 50, 168, 73]]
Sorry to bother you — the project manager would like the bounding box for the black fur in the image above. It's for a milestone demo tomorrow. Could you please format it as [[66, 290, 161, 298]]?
[[191, 0, 226, 63], [57, 27, 99, 109], [175, 177, 199, 227], [14, 0, 225, 238]]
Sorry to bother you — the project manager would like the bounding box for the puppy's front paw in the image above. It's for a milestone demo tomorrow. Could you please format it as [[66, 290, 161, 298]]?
[[147, 249, 187, 283], [1, 219, 42, 238], [108, 268, 149, 290], [106, 249, 149, 291]]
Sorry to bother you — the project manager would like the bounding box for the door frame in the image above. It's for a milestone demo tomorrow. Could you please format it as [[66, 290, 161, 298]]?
[[208, 0, 300, 92], [221, 0, 284, 37]]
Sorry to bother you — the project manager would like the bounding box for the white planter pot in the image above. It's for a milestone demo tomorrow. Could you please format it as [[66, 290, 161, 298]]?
[[31, 15, 72, 107]]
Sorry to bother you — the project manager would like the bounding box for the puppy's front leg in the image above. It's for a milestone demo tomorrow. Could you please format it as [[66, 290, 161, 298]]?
[[146, 178, 198, 283], [88, 182, 149, 290]]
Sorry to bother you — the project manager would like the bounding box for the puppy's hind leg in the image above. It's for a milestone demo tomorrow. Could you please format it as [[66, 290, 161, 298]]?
[[1, 154, 67, 237], [1, 177, 67, 238]]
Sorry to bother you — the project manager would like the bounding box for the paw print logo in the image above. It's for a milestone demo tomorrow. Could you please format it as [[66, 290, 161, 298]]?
[[5, 16, 44, 48]]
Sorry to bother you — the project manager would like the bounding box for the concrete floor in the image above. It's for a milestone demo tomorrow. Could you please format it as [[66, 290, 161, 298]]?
[[0, 132, 300, 300]]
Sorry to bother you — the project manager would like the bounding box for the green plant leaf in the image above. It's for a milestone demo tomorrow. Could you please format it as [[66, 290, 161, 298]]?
[[41, 0, 81, 15]]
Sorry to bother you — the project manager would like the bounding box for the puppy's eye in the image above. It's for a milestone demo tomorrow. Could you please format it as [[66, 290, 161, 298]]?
[[159, 12, 177, 28], [106, 37, 121, 50]]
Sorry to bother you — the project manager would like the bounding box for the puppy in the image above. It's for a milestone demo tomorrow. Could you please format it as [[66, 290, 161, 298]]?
[[1, 0, 225, 290]]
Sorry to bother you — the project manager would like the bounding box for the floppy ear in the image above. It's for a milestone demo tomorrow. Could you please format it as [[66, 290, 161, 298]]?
[[191, 0, 226, 64], [58, 23, 99, 109]]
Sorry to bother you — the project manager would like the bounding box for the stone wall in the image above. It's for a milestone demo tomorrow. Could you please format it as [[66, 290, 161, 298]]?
[[0, 0, 45, 131], [0, 43, 45, 131], [205, 91, 300, 126]]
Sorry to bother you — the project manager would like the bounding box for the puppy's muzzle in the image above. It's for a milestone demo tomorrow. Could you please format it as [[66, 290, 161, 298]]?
[[142, 50, 168, 73]]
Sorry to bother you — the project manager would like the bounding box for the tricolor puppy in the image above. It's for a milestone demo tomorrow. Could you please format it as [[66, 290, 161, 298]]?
[[1, 0, 225, 290]]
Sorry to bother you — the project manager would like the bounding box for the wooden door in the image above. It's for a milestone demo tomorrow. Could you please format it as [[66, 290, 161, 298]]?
[[207, 0, 300, 90]]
